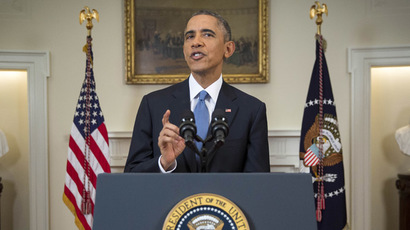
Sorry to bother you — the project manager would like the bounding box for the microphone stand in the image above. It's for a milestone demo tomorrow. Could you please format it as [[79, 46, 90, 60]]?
[[199, 148, 207, 173], [189, 135, 223, 172]]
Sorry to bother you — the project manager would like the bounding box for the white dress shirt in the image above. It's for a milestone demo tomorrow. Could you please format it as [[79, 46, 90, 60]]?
[[189, 74, 222, 122]]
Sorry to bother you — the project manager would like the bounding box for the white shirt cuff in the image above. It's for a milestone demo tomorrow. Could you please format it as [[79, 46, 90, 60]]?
[[158, 155, 177, 173]]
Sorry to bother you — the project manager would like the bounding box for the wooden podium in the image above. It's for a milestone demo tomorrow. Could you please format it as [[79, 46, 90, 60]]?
[[396, 173, 410, 230]]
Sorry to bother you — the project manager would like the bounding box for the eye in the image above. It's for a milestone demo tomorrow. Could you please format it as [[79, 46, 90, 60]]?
[[204, 32, 214, 37], [185, 34, 194, 40]]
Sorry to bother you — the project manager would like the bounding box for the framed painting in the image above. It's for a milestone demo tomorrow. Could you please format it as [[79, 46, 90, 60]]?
[[124, 0, 268, 84]]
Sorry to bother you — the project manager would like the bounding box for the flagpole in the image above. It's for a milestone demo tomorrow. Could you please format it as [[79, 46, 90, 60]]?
[[79, 6, 99, 216], [64, 6, 110, 229], [310, 1, 328, 222], [300, 3, 347, 228]]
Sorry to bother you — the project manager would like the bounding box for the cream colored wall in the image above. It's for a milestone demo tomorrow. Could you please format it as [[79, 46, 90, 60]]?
[[0, 0, 410, 229], [370, 67, 410, 230], [0, 71, 29, 230]]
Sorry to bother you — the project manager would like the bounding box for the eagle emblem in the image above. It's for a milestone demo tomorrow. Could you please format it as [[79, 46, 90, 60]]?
[[300, 114, 343, 178]]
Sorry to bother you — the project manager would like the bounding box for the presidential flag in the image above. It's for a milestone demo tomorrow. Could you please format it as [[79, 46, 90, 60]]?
[[299, 35, 347, 229], [63, 36, 110, 230]]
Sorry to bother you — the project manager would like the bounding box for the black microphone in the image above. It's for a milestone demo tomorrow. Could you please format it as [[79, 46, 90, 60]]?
[[179, 110, 197, 146], [211, 109, 229, 147]]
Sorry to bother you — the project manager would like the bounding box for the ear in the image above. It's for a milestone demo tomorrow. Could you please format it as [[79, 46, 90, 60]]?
[[223, 41, 235, 59]]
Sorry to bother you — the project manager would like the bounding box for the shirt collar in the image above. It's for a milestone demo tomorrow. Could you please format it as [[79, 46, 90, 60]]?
[[189, 74, 222, 104]]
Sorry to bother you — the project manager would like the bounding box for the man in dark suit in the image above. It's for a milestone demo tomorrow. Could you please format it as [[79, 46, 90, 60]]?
[[124, 10, 270, 173]]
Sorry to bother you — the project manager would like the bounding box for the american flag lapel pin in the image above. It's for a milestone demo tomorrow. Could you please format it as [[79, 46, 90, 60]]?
[[225, 108, 231, 113]]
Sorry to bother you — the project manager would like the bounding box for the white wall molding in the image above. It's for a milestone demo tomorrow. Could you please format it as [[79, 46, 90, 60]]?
[[0, 50, 50, 230], [348, 45, 410, 230], [108, 130, 302, 173]]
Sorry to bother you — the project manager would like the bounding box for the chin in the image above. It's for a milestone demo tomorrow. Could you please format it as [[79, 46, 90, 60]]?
[[187, 64, 207, 74]]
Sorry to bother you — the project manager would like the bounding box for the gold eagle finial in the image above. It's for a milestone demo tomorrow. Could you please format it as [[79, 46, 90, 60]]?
[[79, 6, 99, 35], [310, 1, 328, 35]]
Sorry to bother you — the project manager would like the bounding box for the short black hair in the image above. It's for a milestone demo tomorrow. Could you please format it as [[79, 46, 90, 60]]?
[[188, 10, 232, 42]]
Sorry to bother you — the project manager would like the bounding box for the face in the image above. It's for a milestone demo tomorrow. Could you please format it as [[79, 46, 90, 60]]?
[[183, 15, 234, 78]]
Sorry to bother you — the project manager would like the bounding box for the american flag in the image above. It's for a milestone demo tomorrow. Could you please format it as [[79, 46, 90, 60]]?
[[63, 36, 110, 230]]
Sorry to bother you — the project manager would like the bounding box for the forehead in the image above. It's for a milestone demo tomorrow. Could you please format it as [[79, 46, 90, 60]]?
[[185, 15, 221, 33]]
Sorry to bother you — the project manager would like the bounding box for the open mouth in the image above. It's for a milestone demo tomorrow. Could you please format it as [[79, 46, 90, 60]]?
[[191, 52, 205, 59]]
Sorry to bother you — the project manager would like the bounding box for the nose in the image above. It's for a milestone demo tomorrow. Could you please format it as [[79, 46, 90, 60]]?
[[191, 35, 203, 48]]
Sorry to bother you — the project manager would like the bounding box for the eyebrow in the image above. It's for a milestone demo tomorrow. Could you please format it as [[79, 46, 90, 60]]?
[[184, 29, 216, 37]]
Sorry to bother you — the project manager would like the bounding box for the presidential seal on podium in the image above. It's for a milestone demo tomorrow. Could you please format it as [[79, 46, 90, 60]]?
[[163, 193, 249, 230]]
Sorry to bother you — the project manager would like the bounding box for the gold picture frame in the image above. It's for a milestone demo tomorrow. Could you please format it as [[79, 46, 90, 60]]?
[[125, 0, 268, 84]]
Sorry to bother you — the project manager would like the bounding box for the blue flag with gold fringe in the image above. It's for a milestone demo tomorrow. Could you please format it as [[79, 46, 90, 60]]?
[[299, 35, 347, 229]]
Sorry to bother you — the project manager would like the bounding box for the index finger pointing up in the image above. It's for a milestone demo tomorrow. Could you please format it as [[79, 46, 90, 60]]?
[[162, 109, 171, 126]]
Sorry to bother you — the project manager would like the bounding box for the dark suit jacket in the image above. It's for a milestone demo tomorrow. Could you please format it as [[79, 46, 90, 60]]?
[[124, 78, 270, 172]]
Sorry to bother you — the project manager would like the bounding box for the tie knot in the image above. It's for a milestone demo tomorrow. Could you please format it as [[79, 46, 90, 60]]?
[[198, 90, 208, 101]]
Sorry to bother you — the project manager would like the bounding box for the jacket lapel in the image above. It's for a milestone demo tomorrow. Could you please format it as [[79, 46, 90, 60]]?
[[214, 81, 238, 129]]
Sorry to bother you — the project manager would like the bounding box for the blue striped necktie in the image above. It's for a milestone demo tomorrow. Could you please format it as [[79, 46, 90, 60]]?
[[194, 90, 209, 151]]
